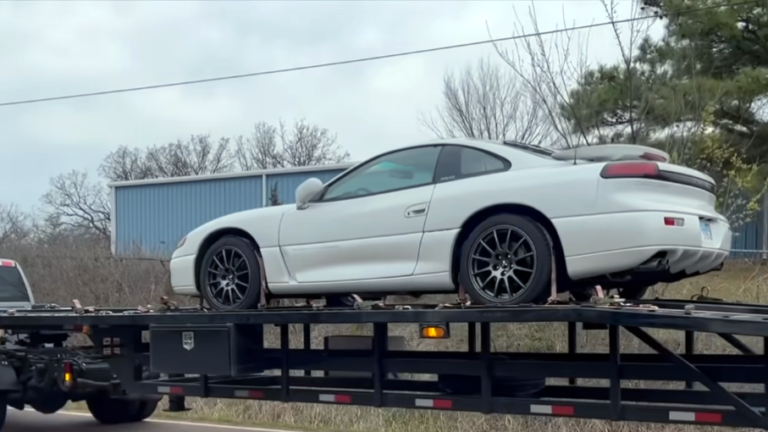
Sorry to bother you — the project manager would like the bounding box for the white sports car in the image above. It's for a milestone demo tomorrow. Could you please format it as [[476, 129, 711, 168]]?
[[170, 138, 731, 310]]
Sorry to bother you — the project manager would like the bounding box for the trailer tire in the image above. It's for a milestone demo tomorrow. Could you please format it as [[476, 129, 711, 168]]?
[[86, 397, 158, 424]]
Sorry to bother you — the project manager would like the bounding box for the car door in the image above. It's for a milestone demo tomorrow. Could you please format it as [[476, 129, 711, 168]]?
[[418, 145, 511, 274], [279, 145, 442, 284]]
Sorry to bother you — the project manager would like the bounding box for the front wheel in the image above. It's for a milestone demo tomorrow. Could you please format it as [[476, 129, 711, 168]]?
[[199, 236, 263, 311], [459, 214, 552, 306]]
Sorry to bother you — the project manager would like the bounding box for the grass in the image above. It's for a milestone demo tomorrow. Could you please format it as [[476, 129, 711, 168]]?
[[67, 261, 768, 432]]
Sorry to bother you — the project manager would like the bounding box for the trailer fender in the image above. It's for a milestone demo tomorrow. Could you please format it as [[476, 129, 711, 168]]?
[[0, 364, 19, 392]]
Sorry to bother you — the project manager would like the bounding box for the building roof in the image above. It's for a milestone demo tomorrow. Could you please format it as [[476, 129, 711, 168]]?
[[108, 162, 357, 188]]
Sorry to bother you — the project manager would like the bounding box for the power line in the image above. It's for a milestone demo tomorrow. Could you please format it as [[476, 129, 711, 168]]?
[[0, 0, 758, 108]]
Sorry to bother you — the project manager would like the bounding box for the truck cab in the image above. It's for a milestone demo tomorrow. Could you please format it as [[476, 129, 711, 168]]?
[[0, 260, 33, 311]]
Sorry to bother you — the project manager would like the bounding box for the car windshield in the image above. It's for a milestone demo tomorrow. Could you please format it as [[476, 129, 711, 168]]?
[[0, 265, 31, 303], [502, 140, 556, 158]]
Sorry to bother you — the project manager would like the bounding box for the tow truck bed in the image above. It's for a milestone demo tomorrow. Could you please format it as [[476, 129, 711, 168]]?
[[1, 296, 768, 430]]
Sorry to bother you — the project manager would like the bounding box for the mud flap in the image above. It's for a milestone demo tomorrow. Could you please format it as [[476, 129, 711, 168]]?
[[0, 364, 18, 392]]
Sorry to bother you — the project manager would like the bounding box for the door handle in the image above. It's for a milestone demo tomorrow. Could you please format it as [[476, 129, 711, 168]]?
[[405, 203, 428, 218]]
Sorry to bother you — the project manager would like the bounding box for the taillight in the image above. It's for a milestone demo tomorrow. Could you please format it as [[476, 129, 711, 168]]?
[[600, 161, 659, 178]]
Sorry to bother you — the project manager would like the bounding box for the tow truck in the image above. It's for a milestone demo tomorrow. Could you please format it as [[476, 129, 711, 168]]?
[[1, 258, 768, 430]]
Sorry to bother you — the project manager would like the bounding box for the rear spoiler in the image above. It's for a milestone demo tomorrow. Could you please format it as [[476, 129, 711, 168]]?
[[552, 144, 670, 163]]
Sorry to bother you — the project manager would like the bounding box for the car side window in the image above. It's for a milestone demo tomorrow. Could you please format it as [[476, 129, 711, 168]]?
[[321, 146, 442, 201], [435, 145, 509, 182], [461, 147, 506, 175]]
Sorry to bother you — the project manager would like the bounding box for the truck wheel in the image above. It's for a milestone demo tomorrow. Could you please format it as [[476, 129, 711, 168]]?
[[29, 392, 69, 414], [86, 397, 159, 424], [0, 397, 6, 432]]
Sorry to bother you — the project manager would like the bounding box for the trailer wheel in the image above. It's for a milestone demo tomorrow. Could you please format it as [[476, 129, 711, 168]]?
[[199, 236, 263, 311], [459, 214, 552, 305], [86, 397, 159, 424]]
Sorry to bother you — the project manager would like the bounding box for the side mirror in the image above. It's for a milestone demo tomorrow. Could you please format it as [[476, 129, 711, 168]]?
[[295, 178, 324, 210]]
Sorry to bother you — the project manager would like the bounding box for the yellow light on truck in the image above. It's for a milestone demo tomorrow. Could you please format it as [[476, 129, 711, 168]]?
[[420, 325, 448, 339]]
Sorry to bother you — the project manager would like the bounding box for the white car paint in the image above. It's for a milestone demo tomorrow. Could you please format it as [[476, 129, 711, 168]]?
[[170, 138, 731, 298]]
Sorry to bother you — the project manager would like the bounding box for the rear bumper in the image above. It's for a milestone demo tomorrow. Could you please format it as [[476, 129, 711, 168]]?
[[554, 211, 731, 280]]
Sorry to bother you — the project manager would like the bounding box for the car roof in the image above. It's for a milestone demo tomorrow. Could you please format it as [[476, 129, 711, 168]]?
[[404, 138, 560, 168]]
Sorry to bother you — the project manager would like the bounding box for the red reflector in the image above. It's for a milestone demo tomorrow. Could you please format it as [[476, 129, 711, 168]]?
[[695, 412, 722, 423], [601, 162, 659, 178], [551, 405, 575, 415], [335, 394, 352, 404], [169, 386, 184, 394], [433, 399, 453, 409], [664, 217, 684, 227], [63, 362, 73, 374], [0, 260, 14, 267]]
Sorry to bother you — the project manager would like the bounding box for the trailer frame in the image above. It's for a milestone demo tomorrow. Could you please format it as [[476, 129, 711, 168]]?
[[2, 297, 768, 430]]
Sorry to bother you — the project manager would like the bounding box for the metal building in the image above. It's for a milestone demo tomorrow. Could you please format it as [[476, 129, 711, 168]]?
[[109, 164, 353, 258]]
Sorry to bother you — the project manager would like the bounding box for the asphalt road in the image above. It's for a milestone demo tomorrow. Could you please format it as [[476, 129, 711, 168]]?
[[5, 409, 294, 432]]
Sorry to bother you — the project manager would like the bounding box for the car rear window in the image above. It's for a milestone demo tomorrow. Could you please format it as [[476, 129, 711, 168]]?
[[0, 266, 31, 303]]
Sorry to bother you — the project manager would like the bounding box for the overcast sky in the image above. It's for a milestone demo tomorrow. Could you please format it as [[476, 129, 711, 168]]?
[[1, 0, 654, 211]]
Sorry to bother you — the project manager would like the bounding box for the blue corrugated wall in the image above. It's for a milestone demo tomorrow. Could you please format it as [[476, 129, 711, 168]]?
[[730, 206, 764, 259], [114, 169, 345, 258]]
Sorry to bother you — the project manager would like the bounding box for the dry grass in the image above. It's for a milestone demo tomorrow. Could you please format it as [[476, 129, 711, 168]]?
[[2, 240, 767, 432]]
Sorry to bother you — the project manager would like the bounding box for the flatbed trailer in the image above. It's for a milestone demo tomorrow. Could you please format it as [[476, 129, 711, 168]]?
[[2, 295, 768, 430]]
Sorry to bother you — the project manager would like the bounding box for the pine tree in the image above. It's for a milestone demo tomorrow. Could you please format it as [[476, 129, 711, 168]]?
[[269, 183, 282, 206]]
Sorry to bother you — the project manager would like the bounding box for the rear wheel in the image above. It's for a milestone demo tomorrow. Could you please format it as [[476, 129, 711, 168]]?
[[459, 214, 552, 305], [86, 396, 159, 424], [199, 236, 263, 311]]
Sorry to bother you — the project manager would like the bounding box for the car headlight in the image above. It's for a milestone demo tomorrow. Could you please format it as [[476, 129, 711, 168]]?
[[177, 236, 187, 248]]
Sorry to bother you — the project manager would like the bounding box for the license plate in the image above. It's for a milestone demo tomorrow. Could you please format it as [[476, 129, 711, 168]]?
[[700, 221, 713, 242]]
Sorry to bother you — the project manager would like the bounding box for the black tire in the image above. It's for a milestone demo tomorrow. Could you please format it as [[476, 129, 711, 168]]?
[[570, 286, 650, 302], [198, 236, 262, 311], [0, 395, 7, 432], [438, 374, 545, 397], [618, 285, 650, 300], [326, 295, 357, 308], [86, 397, 158, 424], [459, 214, 552, 305], [29, 392, 69, 414]]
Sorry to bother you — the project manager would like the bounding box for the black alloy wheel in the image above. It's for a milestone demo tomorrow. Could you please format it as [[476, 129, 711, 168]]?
[[199, 236, 262, 310], [459, 214, 552, 305]]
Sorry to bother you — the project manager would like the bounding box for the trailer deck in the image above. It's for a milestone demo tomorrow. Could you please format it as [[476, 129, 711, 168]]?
[[2, 294, 768, 430]]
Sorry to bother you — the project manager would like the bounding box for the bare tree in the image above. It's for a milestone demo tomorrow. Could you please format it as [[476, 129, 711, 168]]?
[[100, 135, 236, 182], [0, 204, 31, 248], [144, 134, 235, 178], [235, 119, 350, 170], [233, 122, 283, 170], [40, 170, 111, 239], [489, 1, 655, 148], [99, 146, 154, 182], [420, 57, 553, 145]]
